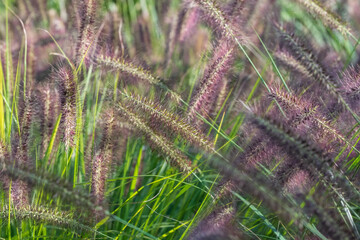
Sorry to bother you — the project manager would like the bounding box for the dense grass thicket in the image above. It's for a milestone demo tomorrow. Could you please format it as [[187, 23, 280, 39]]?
[[0, 0, 360, 239]]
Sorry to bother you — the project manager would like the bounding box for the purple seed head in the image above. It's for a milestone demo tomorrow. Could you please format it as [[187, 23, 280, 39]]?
[[56, 66, 76, 150], [75, 0, 99, 66], [339, 66, 360, 109], [35, 83, 61, 158], [284, 169, 311, 194], [188, 38, 235, 128], [179, 6, 201, 43], [188, 207, 240, 240]]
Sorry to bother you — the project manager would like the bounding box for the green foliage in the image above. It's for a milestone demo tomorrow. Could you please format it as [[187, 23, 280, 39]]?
[[0, 0, 360, 239]]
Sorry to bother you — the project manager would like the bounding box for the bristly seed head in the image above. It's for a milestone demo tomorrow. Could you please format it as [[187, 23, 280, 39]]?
[[294, 0, 351, 37], [117, 102, 193, 173], [91, 109, 114, 215], [339, 67, 360, 107], [121, 91, 213, 153], [56, 66, 77, 150], [75, 0, 99, 66], [188, 39, 234, 128]]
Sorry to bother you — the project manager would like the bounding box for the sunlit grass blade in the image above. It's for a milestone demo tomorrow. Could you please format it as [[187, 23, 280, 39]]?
[[43, 113, 62, 166]]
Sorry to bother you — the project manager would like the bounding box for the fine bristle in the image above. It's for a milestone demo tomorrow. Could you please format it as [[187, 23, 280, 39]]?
[[2, 1, 360, 239]]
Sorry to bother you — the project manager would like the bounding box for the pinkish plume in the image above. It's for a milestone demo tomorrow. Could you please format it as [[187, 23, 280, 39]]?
[[188, 39, 235, 128]]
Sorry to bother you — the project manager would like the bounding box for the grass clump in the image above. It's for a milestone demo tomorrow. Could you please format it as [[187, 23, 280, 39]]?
[[0, 0, 360, 239]]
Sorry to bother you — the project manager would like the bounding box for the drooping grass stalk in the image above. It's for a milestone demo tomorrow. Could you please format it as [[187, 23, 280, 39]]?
[[0, 205, 92, 233], [118, 89, 231, 169], [91, 109, 114, 217], [98, 55, 160, 84], [205, 155, 309, 234], [192, 0, 292, 125], [278, 26, 360, 123], [187, 206, 240, 240], [117, 102, 193, 173], [96, 54, 181, 102], [269, 87, 359, 155], [1, 162, 98, 213], [251, 115, 360, 199], [120, 90, 213, 152], [212, 149, 355, 239], [188, 39, 234, 127], [278, 27, 338, 89], [300, 193, 354, 240], [97, 54, 242, 153], [193, 0, 236, 39], [275, 51, 313, 79], [57, 66, 76, 150], [294, 0, 352, 37], [2, 161, 159, 239], [176, 5, 200, 43], [192, 0, 270, 90]]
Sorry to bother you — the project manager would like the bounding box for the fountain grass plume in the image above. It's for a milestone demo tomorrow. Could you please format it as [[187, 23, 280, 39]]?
[[2, 0, 360, 238], [274, 50, 313, 79], [224, 115, 356, 238], [205, 153, 309, 232], [236, 135, 283, 169], [91, 109, 114, 219], [269, 82, 360, 158], [278, 27, 338, 90], [9, 92, 35, 208], [121, 90, 213, 152], [188, 39, 234, 127], [339, 66, 360, 110], [117, 102, 193, 173], [0, 205, 93, 233], [294, 0, 352, 37], [97, 55, 160, 84], [96, 54, 182, 102], [36, 84, 61, 158], [193, 0, 236, 40], [188, 206, 241, 240], [277, 26, 360, 123], [56, 66, 76, 150], [250, 114, 360, 200], [75, 0, 99, 66], [0, 161, 106, 216], [175, 2, 201, 43]]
